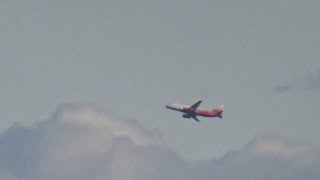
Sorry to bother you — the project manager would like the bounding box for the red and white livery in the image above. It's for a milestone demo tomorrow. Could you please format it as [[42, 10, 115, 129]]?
[[165, 100, 224, 122]]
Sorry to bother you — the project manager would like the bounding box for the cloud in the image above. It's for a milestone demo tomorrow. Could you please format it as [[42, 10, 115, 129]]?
[[305, 69, 320, 90], [274, 69, 320, 93], [273, 84, 293, 93], [250, 137, 314, 159], [0, 104, 319, 180], [188, 137, 320, 180]]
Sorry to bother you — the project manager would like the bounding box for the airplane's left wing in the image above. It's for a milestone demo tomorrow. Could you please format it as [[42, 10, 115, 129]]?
[[192, 116, 200, 122], [189, 100, 202, 110]]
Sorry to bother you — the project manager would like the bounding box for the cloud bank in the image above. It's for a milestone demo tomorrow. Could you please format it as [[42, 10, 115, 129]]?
[[0, 104, 319, 180]]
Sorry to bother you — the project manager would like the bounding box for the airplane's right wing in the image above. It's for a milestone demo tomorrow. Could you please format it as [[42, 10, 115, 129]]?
[[189, 100, 202, 111]]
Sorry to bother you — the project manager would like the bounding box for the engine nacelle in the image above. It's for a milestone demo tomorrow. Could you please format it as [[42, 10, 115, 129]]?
[[182, 114, 191, 118]]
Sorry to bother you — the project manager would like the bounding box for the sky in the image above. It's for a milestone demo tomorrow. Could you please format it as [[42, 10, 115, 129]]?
[[0, 0, 320, 177]]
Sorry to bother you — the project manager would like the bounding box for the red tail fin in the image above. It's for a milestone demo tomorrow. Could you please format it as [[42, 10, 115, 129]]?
[[212, 104, 224, 119]]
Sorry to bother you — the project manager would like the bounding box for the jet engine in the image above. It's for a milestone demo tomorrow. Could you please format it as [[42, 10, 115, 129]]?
[[182, 114, 191, 118]]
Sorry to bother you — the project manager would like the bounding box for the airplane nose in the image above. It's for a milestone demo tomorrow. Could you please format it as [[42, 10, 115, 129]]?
[[165, 104, 171, 108]]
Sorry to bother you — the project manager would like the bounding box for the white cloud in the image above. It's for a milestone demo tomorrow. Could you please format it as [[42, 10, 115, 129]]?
[[0, 104, 319, 180], [55, 104, 164, 146], [250, 137, 314, 159]]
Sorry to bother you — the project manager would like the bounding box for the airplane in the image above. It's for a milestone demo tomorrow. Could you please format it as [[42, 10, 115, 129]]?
[[165, 100, 224, 122]]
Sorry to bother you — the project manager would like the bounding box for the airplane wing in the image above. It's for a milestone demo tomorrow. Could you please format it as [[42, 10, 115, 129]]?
[[189, 100, 202, 111], [192, 116, 200, 122]]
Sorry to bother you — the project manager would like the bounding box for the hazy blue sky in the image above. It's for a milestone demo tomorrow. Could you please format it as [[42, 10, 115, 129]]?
[[1, 0, 320, 162]]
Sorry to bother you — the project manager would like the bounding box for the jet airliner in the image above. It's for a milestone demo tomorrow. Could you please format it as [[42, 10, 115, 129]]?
[[165, 100, 224, 122]]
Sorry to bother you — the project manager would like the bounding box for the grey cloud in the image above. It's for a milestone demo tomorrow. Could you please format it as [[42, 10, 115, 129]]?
[[274, 69, 320, 93], [0, 104, 319, 180], [188, 137, 320, 180], [0, 104, 185, 180], [274, 84, 293, 93], [305, 69, 320, 90]]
